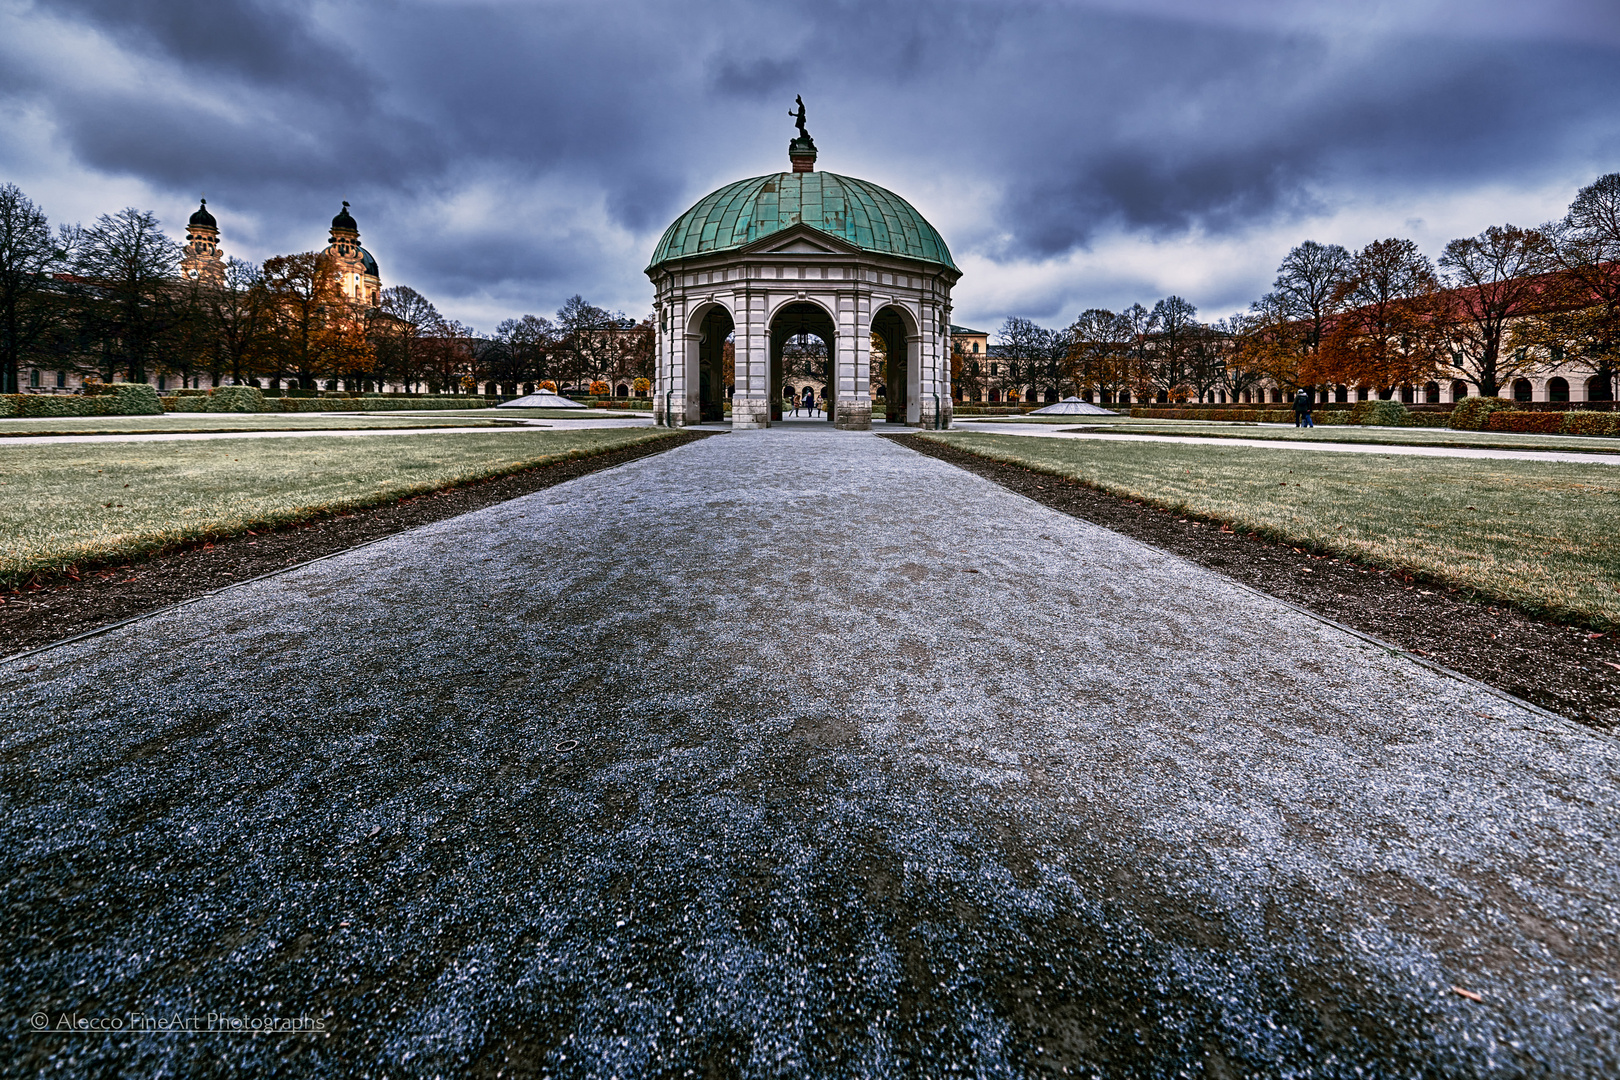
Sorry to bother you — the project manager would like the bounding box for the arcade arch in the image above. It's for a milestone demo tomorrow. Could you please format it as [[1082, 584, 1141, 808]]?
[[770, 300, 838, 422], [683, 301, 735, 424], [871, 304, 921, 425]]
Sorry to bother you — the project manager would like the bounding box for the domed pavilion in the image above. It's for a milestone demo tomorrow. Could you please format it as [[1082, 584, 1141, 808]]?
[[645, 116, 960, 429]]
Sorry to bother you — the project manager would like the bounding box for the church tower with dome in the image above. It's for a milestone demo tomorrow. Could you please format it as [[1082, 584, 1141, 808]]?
[[180, 199, 225, 287], [323, 201, 382, 306], [645, 104, 959, 430]]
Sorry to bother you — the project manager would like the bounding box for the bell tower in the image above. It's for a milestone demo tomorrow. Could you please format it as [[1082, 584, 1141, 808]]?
[[324, 201, 382, 305], [180, 198, 225, 286]]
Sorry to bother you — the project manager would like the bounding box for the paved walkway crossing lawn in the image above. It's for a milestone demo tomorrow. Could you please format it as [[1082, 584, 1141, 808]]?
[[4, 428, 1615, 1076]]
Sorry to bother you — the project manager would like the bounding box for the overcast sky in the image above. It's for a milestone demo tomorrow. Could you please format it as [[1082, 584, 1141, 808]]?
[[3, 0, 1617, 334]]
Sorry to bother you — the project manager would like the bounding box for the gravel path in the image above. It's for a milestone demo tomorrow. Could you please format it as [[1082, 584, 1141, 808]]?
[[954, 421, 1620, 464], [4, 427, 1615, 1077]]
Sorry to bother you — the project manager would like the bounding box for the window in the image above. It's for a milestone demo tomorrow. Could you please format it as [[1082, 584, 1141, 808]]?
[[156, 374, 165, 391], [29, 369, 39, 387], [1335, 385, 1348, 403], [56, 370, 65, 388], [972, 342, 980, 354]]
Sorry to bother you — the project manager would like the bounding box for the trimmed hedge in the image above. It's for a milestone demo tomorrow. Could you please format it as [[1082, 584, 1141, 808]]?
[[1131, 407, 1297, 422], [1348, 399, 1407, 426], [1560, 411, 1620, 437], [1448, 396, 1515, 430], [212, 386, 269, 412], [1480, 410, 1620, 436], [160, 391, 493, 414], [1484, 411, 1565, 434], [0, 383, 162, 418]]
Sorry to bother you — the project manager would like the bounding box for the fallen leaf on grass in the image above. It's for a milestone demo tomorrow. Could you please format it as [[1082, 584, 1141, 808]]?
[[1450, 986, 1483, 1003], [1603, 662, 1620, 672]]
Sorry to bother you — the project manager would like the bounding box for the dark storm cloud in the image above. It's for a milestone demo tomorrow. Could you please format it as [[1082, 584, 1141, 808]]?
[[4, 0, 1618, 324], [710, 57, 802, 99], [47, 0, 368, 96]]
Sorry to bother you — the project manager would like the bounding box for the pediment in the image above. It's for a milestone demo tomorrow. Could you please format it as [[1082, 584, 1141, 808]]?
[[769, 237, 839, 254], [739, 223, 864, 258]]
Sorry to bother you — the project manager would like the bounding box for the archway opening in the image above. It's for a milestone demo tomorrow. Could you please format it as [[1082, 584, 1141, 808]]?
[[1549, 377, 1569, 402], [770, 302, 837, 422], [1513, 378, 1533, 403], [693, 305, 735, 423], [872, 305, 916, 424]]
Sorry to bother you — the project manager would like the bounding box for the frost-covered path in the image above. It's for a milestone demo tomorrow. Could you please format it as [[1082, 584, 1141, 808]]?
[[4, 427, 1615, 1077]]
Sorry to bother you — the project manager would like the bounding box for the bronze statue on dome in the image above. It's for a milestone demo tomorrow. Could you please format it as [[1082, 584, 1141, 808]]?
[[790, 95, 810, 141]]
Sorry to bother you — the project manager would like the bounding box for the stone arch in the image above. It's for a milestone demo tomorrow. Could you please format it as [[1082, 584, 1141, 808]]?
[[770, 299, 839, 423], [871, 302, 923, 425], [1548, 376, 1569, 402], [1451, 380, 1469, 401], [1589, 374, 1615, 402], [1424, 381, 1440, 403], [682, 300, 736, 425], [1513, 378, 1533, 402]]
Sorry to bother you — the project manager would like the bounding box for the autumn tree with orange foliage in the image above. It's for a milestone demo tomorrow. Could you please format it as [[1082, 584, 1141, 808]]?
[[1233, 294, 1307, 396], [261, 251, 347, 390], [1315, 238, 1447, 392]]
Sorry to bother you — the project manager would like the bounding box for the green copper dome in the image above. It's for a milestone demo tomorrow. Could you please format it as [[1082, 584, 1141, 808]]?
[[647, 171, 957, 272]]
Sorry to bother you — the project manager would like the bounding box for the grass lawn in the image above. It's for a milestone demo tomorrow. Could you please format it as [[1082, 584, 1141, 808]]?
[[966, 416, 1620, 454], [0, 414, 520, 436], [0, 428, 674, 587], [923, 432, 1620, 627]]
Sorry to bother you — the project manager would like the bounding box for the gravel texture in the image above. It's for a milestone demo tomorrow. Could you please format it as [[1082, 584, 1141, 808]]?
[[893, 433, 1620, 733], [3, 427, 1616, 1077], [0, 432, 706, 656]]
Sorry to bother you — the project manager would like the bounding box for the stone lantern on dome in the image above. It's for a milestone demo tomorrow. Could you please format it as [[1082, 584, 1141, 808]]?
[[644, 105, 960, 429]]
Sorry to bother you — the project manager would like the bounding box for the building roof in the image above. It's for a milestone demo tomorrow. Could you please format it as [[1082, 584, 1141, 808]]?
[[359, 246, 378, 277], [331, 201, 358, 233], [647, 171, 957, 273], [188, 199, 216, 229], [949, 324, 987, 336]]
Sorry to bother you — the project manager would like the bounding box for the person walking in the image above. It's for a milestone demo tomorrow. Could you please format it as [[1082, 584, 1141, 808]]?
[[804, 387, 816, 417], [1293, 388, 1315, 428], [789, 390, 799, 417]]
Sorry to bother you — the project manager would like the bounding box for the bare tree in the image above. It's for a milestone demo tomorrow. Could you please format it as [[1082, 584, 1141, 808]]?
[[376, 285, 440, 391], [554, 294, 630, 390], [1270, 240, 1350, 369], [0, 184, 71, 393], [204, 257, 269, 386], [994, 316, 1048, 402], [492, 313, 556, 391], [1515, 174, 1620, 400], [1067, 308, 1134, 403], [72, 207, 184, 383], [1144, 295, 1199, 401], [1439, 225, 1550, 398]]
